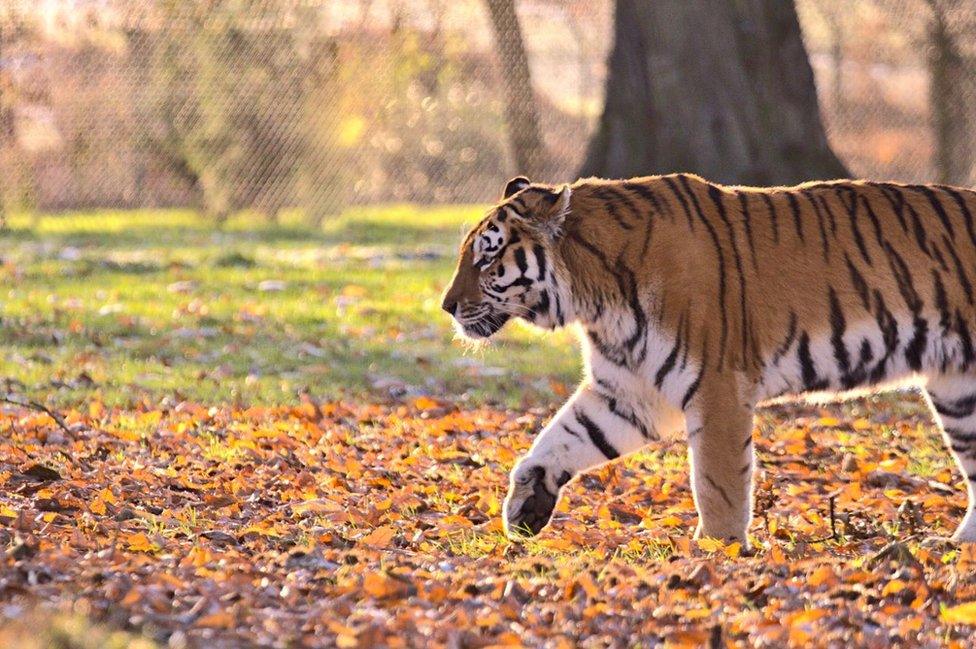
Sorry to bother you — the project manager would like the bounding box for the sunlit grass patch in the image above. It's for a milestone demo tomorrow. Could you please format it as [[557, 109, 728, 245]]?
[[0, 205, 579, 408]]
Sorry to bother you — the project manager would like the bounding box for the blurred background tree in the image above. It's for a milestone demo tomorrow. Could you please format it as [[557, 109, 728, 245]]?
[[138, 0, 344, 223], [926, 0, 976, 186], [581, 0, 849, 184]]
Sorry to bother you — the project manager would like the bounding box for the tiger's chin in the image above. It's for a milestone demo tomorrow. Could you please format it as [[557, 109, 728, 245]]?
[[456, 313, 512, 340]]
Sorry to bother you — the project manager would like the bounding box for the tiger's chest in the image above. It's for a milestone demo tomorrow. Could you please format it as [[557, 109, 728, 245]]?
[[583, 320, 705, 413]]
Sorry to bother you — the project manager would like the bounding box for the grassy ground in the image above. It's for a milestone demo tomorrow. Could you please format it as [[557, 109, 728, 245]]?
[[0, 207, 579, 409], [1, 208, 975, 647]]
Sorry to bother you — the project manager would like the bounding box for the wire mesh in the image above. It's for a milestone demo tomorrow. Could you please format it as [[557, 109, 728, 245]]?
[[0, 0, 974, 222]]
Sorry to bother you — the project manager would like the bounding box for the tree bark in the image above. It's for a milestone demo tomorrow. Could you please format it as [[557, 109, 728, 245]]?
[[484, 0, 547, 178], [927, 0, 975, 186], [581, 0, 848, 185]]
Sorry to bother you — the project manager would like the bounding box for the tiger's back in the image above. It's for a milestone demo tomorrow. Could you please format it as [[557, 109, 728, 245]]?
[[620, 175, 976, 402]]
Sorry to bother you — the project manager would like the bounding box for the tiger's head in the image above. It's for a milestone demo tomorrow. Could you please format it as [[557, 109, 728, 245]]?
[[442, 176, 572, 340]]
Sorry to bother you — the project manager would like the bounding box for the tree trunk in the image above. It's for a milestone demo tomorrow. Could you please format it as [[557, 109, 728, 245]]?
[[927, 0, 974, 186], [484, 0, 547, 178], [581, 0, 848, 185]]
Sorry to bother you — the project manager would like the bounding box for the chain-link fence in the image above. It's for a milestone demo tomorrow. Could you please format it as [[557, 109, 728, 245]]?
[[0, 1, 974, 222]]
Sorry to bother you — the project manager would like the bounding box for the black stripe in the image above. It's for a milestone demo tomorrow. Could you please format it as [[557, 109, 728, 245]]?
[[798, 331, 829, 391], [707, 183, 750, 367], [871, 183, 909, 232], [932, 394, 976, 419], [575, 410, 619, 459], [801, 190, 829, 260], [771, 311, 798, 364], [533, 289, 550, 320], [605, 185, 644, 218], [942, 234, 974, 305], [681, 350, 707, 410], [655, 323, 682, 388], [868, 290, 898, 383], [561, 425, 583, 442], [931, 240, 949, 272], [956, 309, 975, 369], [680, 175, 729, 368], [760, 192, 779, 243], [568, 231, 648, 363], [845, 254, 871, 311], [860, 194, 887, 251], [622, 181, 665, 216], [786, 192, 805, 241], [904, 315, 928, 372], [593, 187, 636, 230], [816, 192, 838, 234], [944, 427, 976, 442], [939, 185, 976, 248], [910, 184, 956, 236], [662, 176, 695, 230], [704, 476, 733, 507], [736, 192, 759, 270], [679, 308, 693, 369], [883, 241, 923, 313], [533, 244, 546, 282], [882, 184, 933, 257], [839, 188, 872, 265], [858, 338, 874, 367], [828, 288, 852, 381], [933, 270, 951, 334], [909, 202, 931, 257], [514, 247, 528, 273], [594, 387, 652, 439]]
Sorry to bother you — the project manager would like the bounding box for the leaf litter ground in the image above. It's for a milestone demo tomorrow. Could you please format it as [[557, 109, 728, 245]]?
[[1, 394, 976, 647]]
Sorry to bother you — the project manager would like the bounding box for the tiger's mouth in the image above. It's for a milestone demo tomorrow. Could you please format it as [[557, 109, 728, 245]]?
[[459, 312, 511, 339]]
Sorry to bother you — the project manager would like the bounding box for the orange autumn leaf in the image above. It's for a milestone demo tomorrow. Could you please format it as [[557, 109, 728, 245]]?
[[696, 537, 724, 553], [125, 532, 158, 553], [360, 525, 396, 548], [362, 572, 408, 599], [196, 611, 235, 629], [412, 396, 440, 411]]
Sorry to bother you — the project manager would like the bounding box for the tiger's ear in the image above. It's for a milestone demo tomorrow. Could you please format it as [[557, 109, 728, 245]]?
[[503, 176, 531, 198], [538, 184, 571, 240]]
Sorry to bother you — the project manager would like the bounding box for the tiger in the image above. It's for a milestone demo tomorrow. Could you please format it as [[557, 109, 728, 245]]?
[[441, 173, 976, 545]]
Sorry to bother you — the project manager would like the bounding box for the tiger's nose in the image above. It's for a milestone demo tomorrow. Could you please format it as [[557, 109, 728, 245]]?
[[442, 299, 458, 316]]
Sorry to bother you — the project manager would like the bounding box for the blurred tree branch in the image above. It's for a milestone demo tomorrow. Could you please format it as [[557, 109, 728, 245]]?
[[484, 0, 547, 179]]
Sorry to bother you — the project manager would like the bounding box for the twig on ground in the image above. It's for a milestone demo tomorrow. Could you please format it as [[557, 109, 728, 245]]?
[[807, 493, 839, 543], [0, 395, 73, 436]]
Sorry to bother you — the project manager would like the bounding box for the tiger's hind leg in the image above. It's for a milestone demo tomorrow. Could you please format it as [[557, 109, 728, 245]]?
[[684, 377, 756, 544], [923, 374, 976, 542]]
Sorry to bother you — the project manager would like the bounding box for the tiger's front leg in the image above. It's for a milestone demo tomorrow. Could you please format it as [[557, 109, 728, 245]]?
[[684, 377, 756, 544], [503, 381, 676, 538]]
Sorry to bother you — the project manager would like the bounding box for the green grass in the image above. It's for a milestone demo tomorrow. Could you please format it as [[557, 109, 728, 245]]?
[[0, 206, 580, 407]]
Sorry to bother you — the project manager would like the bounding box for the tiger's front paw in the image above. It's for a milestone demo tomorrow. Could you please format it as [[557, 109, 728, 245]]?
[[502, 464, 570, 539]]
